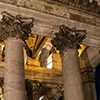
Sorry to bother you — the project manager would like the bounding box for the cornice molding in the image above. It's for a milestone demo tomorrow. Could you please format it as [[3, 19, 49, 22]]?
[[52, 0, 100, 15]]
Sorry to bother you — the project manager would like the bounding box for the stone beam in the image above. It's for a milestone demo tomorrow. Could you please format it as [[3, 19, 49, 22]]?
[[0, 2, 99, 46], [0, 66, 62, 84]]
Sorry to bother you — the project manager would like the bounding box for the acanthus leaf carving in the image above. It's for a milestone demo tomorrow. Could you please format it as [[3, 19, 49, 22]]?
[[0, 11, 34, 42], [81, 67, 95, 83], [51, 25, 86, 51]]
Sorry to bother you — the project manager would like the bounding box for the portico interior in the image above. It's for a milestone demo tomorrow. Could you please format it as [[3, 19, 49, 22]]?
[[0, 0, 99, 100]]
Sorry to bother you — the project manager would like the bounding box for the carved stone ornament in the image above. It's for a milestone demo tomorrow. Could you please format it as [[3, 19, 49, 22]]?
[[53, 0, 100, 14], [0, 11, 34, 42], [51, 25, 86, 51], [81, 67, 95, 83], [25, 79, 49, 95]]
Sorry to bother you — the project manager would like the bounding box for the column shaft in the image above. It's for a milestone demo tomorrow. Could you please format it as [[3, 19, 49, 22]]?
[[81, 67, 96, 100], [4, 38, 25, 100], [62, 49, 84, 100], [39, 48, 50, 67], [83, 82, 96, 100]]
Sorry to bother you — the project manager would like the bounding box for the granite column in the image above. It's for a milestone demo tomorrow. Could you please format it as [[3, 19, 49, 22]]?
[[52, 25, 86, 100], [0, 11, 34, 100]]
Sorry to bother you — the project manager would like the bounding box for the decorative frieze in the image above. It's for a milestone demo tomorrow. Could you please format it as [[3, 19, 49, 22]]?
[[53, 0, 100, 14]]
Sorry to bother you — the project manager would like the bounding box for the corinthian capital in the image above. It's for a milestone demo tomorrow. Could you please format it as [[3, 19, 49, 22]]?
[[0, 11, 34, 42], [81, 67, 95, 83], [51, 25, 86, 51]]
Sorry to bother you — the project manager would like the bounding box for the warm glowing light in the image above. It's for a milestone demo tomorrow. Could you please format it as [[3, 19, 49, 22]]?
[[47, 54, 53, 69], [78, 44, 87, 57], [0, 94, 3, 100], [39, 96, 44, 100]]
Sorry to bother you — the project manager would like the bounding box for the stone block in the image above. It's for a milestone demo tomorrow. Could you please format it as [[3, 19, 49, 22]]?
[[52, 53, 62, 70], [0, 0, 17, 4], [27, 57, 40, 67]]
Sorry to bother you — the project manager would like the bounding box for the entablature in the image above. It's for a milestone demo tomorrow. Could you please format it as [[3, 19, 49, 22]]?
[[0, 1, 99, 47]]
